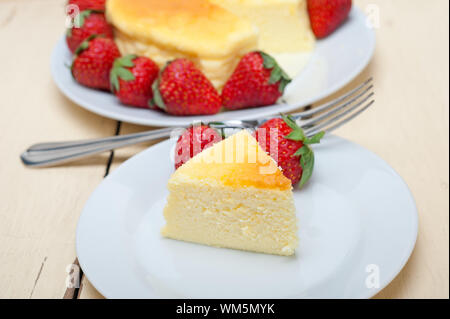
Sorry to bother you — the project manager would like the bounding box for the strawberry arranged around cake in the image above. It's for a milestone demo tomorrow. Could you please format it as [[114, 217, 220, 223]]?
[[66, 0, 352, 115]]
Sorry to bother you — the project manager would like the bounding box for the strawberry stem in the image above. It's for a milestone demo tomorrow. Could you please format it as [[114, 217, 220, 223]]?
[[110, 54, 137, 92], [258, 51, 292, 94], [280, 113, 325, 188], [151, 76, 166, 110], [151, 61, 175, 111]]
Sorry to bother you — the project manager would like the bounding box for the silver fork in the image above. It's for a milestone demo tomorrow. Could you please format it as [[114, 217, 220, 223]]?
[[21, 78, 374, 167]]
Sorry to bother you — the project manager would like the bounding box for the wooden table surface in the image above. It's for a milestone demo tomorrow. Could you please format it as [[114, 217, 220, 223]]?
[[0, 0, 448, 299]]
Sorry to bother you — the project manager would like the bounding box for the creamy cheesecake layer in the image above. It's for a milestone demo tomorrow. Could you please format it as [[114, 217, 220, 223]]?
[[106, 0, 259, 88], [162, 179, 298, 255], [162, 130, 298, 256], [212, 0, 315, 53], [113, 29, 256, 88]]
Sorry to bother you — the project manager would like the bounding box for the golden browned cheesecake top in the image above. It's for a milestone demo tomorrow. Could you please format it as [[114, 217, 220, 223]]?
[[106, 0, 258, 58], [173, 130, 292, 191]]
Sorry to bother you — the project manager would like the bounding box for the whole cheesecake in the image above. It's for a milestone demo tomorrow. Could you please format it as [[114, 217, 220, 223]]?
[[162, 130, 298, 256], [106, 0, 315, 88]]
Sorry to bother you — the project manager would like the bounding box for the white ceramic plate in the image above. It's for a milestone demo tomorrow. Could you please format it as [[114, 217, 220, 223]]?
[[52, 7, 375, 127], [76, 135, 418, 298]]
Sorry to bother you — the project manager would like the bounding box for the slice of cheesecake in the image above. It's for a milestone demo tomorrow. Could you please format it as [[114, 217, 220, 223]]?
[[106, 0, 258, 88], [162, 130, 298, 256]]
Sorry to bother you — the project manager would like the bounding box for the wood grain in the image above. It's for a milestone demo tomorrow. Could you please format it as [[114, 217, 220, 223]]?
[[0, 0, 448, 299], [0, 0, 116, 298]]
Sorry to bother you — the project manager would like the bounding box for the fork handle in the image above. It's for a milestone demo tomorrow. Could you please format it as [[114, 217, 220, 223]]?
[[20, 127, 175, 167]]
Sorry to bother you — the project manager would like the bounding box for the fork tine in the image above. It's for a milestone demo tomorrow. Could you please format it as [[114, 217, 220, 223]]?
[[299, 85, 374, 128], [305, 99, 374, 137], [290, 77, 373, 118], [304, 90, 374, 135]]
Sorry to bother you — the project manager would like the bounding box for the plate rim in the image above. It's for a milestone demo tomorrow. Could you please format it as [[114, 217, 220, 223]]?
[[76, 135, 418, 299], [51, 6, 376, 127]]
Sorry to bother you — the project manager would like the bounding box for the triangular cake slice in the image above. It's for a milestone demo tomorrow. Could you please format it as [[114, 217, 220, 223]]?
[[162, 130, 298, 256]]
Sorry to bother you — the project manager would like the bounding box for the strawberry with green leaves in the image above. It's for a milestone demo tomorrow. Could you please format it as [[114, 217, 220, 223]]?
[[71, 35, 121, 90], [66, 10, 113, 53], [221, 51, 291, 110], [152, 59, 222, 116], [110, 55, 160, 109], [256, 114, 324, 188]]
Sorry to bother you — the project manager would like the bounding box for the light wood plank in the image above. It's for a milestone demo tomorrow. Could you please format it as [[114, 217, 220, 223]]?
[[338, 0, 449, 299], [78, 275, 104, 299], [0, 0, 116, 298]]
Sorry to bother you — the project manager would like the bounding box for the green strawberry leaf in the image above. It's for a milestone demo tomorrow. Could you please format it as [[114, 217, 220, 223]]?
[[115, 68, 135, 81], [68, 9, 103, 38], [151, 76, 166, 111], [117, 54, 137, 68], [277, 72, 291, 94], [285, 130, 304, 141], [75, 10, 103, 28], [151, 61, 173, 110], [280, 113, 299, 131], [282, 114, 306, 142], [278, 78, 289, 93], [298, 145, 314, 188], [259, 51, 276, 69], [110, 72, 120, 92], [207, 121, 225, 126], [280, 113, 325, 188], [71, 34, 94, 75], [293, 145, 308, 156], [304, 131, 325, 144], [75, 10, 90, 28], [110, 55, 137, 92], [268, 67, 282, 84], [280, 68, 290, 80], [257, 51, 292, 94], [73, 34, 98, 55], [74, 39, 89, 55]]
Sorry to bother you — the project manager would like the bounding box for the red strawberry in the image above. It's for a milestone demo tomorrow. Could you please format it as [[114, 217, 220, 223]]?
[[66, 10, 113, 54], [175, 125, 222, 169], [221, 51, 291, 110], [152, 59, 222, 116], [255, 114, 325, 187], [110, 55, 160, 108], [71, 35, 121, 90], [307, 0, 352, 38], [67, 0, 106, 11]]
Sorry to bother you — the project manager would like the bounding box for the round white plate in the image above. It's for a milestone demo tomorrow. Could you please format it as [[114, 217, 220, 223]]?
[[52, 7, 375, 127], [76, 135, 417, 299]]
